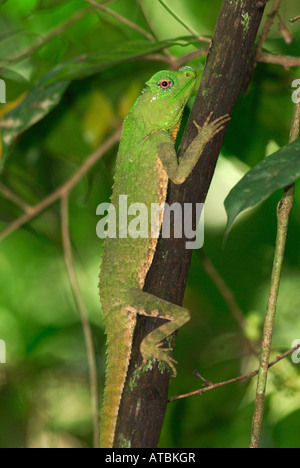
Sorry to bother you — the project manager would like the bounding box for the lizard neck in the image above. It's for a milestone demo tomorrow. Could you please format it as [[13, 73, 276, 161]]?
[[128, 92, 184, 139]]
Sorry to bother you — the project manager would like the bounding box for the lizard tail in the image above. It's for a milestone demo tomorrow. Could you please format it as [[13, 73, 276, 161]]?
[[100, 311, 135, 448]]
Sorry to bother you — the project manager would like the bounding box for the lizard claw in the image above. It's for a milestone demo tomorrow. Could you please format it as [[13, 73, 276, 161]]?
[[193, 113, 231, 136], [140, 340, 178, 377]]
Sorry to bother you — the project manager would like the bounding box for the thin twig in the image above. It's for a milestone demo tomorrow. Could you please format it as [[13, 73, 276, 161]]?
[[61, 194, 99, 448], [84, 0, 154, 41], [199, 250, 246, 330], [158, 0, 200, 40], [278, 15, 292, 45], [258, 52, 300, 68], [197, 250, 259, 357], [192, 369, 213, 387], [141, 47, 210, 70], [140, 53, 172, 65], [0, 182, 34, 214], [169, 343, 300, 403], [249, 101, 300, 449], [144, 47, 300, 71], [289, 15, 300, 24], [174, 47, 210, 69], [0, 128, 121, 243], [255, 0, 283, 63]]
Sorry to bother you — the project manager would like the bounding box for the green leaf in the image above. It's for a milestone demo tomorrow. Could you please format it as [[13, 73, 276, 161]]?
[[0, 36, 196, 168], [43, 37, 197, 84], [0, 69, 69, 169], [224, 138, 300, 237]]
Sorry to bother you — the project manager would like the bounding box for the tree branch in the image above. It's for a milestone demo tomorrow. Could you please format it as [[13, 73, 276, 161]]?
[[198, 250, 246, 331], [169, 344, 300, 402], [255, 0, 284, 63], [61, 193, 99, 448], [258, 52, 300, 68], [289, 15, 300, 23], [145, 48, 300, 71], [158, 0, 201, 40]]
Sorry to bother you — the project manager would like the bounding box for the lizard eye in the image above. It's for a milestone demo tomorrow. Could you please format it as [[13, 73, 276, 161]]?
[[159, 79, 173, 90]]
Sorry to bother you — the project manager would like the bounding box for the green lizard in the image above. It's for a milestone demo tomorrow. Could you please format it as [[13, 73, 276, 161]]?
[[99, 66, 229, 448]]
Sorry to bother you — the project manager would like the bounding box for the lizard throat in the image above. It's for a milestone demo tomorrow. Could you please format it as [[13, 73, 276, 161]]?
[[171, 110, 184, 142]]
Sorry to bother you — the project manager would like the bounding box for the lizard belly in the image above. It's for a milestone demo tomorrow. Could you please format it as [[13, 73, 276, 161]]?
[[137, 156, 168, 289]]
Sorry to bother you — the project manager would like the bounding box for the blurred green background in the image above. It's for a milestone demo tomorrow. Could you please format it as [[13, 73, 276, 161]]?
[[0, 0, 300, 448]]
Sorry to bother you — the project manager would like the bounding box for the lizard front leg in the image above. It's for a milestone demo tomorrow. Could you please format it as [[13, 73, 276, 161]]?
[[124, 288, 190, 377], [158, 112, 230, 185]]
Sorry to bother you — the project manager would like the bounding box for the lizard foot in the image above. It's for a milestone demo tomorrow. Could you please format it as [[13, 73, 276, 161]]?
[[193, 112, 231, 140], [140, 340, 178, 377]]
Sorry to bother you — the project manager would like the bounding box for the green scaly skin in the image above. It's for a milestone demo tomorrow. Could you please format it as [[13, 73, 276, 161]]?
[[99, 66, 229, 447]]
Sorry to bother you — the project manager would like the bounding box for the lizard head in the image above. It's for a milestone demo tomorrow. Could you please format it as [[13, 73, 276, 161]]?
[[142, 66, 197, 136]]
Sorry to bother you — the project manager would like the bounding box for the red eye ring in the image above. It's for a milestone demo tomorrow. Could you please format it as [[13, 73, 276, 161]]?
[[159, 79, 172, 89]]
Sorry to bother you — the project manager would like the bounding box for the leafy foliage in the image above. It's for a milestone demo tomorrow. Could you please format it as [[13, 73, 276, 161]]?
[[224, 138, 300, 238]]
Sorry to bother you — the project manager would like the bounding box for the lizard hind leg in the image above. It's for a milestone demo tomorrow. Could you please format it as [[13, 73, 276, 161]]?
[[125, 288, 191, 377]]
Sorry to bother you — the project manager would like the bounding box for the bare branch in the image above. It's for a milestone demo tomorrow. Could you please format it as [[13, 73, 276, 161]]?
[[255, 0, 284, 63], [289, 15, 300, 24], [199, 250, 246, 330], [169, 343, 300, 403], [258, 52, 300, 68], [61, 193, 99, 448], [158, 0, 203, 40], [278, 15, 292, 45], [144, 47, 300, 72]]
